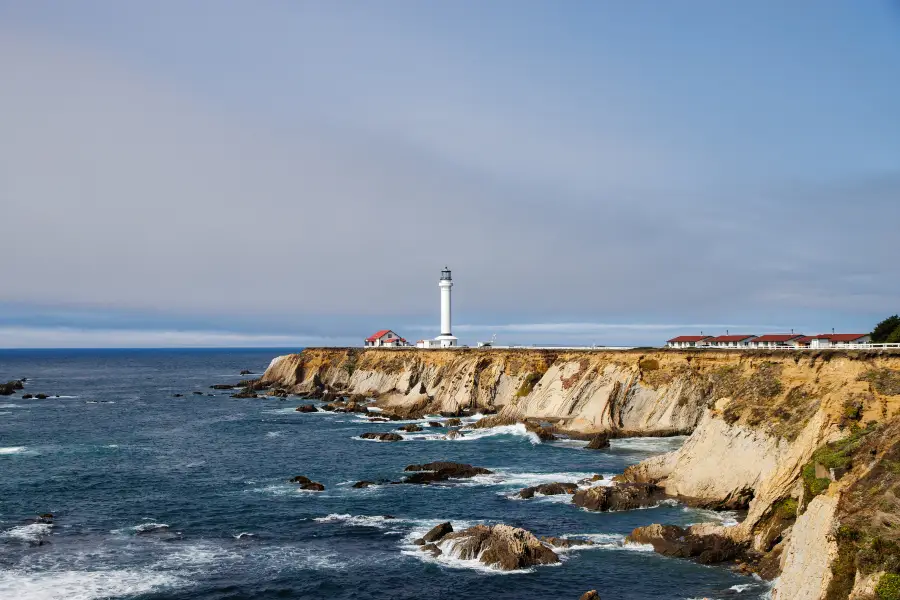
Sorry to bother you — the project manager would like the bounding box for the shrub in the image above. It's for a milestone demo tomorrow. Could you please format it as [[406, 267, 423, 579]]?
[[516, 372, 542, 397], [802, 463, 831, 498], [859, 370, 900, 396], [876, 573, 900, 600], [775, 497, 799, 520], [871, 315, 900, 343], [639, 358, 660, 371]]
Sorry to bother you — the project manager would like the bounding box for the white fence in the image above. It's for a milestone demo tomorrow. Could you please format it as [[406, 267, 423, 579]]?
[[696, 343, 900, 351]]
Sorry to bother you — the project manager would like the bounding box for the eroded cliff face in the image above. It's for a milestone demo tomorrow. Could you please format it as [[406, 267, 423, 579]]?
[[262, 348, 900, 599]]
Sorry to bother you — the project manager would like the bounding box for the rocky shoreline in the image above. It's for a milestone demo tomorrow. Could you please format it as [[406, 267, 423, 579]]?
[[252, 347, 900, 599]]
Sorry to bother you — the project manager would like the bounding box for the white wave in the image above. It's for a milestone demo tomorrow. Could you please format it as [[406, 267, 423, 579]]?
[[549, 439, 590, 449], [233, 532, 255, 540], [110, 522, 170, 535], [313, 514, 398, 528], [104, 444, 119, 448], [683, 507, 740, 527], [731, 584, 756, 592], [0, 446, 30, 455], [464, 469, 609, 489], [610, 436, 688, 453], [0, 569, 180, 600], [400, 423, 542, 444], [265, 431, 282, 437], [1, 523, 52, 543], [0, 403, 23, 409]]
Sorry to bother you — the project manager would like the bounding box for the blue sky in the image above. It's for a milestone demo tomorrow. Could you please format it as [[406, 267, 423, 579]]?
[[1, 2, 899, 347]]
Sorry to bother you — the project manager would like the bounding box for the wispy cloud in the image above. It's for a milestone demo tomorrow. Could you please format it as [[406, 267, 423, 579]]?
[[0, 327, 354, 349]]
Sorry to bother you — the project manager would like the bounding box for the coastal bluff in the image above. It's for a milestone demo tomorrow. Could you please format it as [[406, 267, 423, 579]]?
[[262, 347, 900, 599]]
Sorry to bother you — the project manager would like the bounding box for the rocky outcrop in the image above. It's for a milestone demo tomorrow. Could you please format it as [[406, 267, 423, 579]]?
[[0, 380, 24, 396], [585, 433, 610, 449], [518, 482, 577, 499], [415, 522, 453, 545], [579, 591, 600, 600], [772, 496, 838, 600], [400, 462, 492, 484], [295, 404, 317, 413], [359, 432, 403, 442], [436, 524, 559, 571], [289, 475, 325, 491], [627, 523, 747, 564], [572, 483, 665, 512]]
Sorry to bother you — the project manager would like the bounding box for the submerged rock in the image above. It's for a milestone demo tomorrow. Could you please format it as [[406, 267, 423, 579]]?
[[398, 424, 422, 432], [295, 404, 317, 413], [627, 524, 746, 564], [445, 417, 462, 427], [585, 433, 610, 450], [22, 394, 33, 399], [289, 475, 325, 491], [240, 370, 254, 375], [352, 480, 383, 488], [428, 421, 443, 428], [35, 394, 48, 400], [524, 420, 557, 442], [359, 432, 403, 442], [518, 482, 577, 499], [539, 536, 594, 548], [437, 524, 559, 571], [210, 384, 235, 390], [231, 389, 258, 399], [400, 462, 492, 484], [572, 482, 665, 512], [443, 429, 464, 440], [268, 389, 289, 398]]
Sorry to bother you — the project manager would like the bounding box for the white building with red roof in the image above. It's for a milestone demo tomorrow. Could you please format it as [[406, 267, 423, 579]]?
[[666, 335, 712, 349], [748, 334, 805, 349], [706, 334, 758, 348], [364, 330, 410, 347], [809, 333, 871, 349]]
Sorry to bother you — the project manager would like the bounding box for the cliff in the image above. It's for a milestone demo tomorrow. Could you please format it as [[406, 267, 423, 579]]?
[[262, 348, 900, 598]]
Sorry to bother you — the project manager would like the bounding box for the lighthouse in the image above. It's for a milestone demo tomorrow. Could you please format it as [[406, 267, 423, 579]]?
[[434, 266, 458, 348]]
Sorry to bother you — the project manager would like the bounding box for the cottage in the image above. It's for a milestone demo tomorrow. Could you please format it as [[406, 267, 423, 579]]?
[[364, 330, 410, 347], [809, 334, 871, 349], [706, 334, 757, 348], [666, 335, 712, 349], [748, 334, 805, 349]]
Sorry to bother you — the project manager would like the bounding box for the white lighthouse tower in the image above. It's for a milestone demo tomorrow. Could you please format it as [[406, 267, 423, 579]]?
[[434, 266, 458, 348]]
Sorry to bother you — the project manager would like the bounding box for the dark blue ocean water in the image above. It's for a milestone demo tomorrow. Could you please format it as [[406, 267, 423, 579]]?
[[0, 349, 768, 600]]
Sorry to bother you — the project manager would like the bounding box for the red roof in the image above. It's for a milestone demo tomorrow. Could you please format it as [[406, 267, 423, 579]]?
[[667, 335, 711, 343], [816, 333, 869, 342], [383, 337, 407, 343], [708, 335, 757, 343], [752, 334, 804, 343], [795, 336, 815, 344], [365, 329, 393, 342]]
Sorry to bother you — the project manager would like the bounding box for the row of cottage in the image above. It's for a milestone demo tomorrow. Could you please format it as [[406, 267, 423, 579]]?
[[665, 333, 871, 349]]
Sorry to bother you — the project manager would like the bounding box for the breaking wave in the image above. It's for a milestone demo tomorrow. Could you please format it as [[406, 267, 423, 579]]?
[[0, 569, 181, 600]]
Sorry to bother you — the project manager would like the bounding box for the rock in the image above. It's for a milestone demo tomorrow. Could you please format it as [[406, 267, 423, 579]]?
[[580, 591, 600, 600], [359, 432, 403, 442], [295, 404, 317, 413], [627, 524, 746, 564], [240, 370, 253, 375], [418, 522, 453, 544], [438, 524, 559, 570], [428, 421, 443, 428], [445, 417, 462, 427], [518, 482, 577, 499], [524, 420, 557, 442], [444, 429, 464, 440], [352, 480, 380, 488], [539, 536, 594, 548], [0, 380, 24, 396], [577, 474, 605, 485], [289, 475, 325, 491], [37, 513, 54, 523], [231, 389, 258, 399], [35, 394, 48, 400], [22, 394, 33, 399], [400, 462, 492, 484], [472, 413, 517, 429], [572, 483, 665, 512], [367, 417, 389, 422], [173, 393, 183, 398], [421, 542, 442, 557], [268, 389, 289, 398], [399, 424, 422, 432], [585, 433, 610, 449], [210, 384, 235, 390]]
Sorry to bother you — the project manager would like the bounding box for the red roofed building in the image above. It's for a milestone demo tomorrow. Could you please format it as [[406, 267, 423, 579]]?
[[748, 334, 805, 349], [707, 334, 757, 348], [666, 335, 712, 349], [364, 330, 410, 347], [810, 333, 871, 349]]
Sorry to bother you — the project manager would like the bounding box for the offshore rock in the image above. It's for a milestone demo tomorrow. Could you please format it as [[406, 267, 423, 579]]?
[[416, 521, 453, 545], [585, 433, 610, 449], [289, 475, 325, 491], [295, 404, 317, 413], [444, 429, 464, 440], [359, 432, 403, 442], [518, 482, 578, 499], [540, 536, 594, 548], [399, 423, 422, 432], [524, 420, 558, 442], [437, 524, 559, 571], [400, 462, 492, 484], [572, 483, 665, 512], [0, 380, 25, 396], [580, 591, 600, 600]]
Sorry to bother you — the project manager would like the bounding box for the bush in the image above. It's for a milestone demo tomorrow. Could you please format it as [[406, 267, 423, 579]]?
[[775, 497, 799, 520], [802, 463, 832, 498], [876, 573, 900, 600], [639, 358, 660, 371], [872, 315, 900, 343], [516, 372, 542, 397]]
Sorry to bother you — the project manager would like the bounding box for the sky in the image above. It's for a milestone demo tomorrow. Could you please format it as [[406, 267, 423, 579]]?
[[1, 1, 899, 348]]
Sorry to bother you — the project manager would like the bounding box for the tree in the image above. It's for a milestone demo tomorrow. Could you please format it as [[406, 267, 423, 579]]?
[[871, 315, 900, 343], [887, 326, 900, 344]]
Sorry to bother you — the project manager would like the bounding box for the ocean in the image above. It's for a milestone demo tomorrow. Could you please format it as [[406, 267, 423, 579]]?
[[0, 349, 768, 599]]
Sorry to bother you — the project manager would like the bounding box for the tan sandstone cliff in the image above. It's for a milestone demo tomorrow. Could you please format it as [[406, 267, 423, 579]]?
[[261, 348, 900, 599]]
